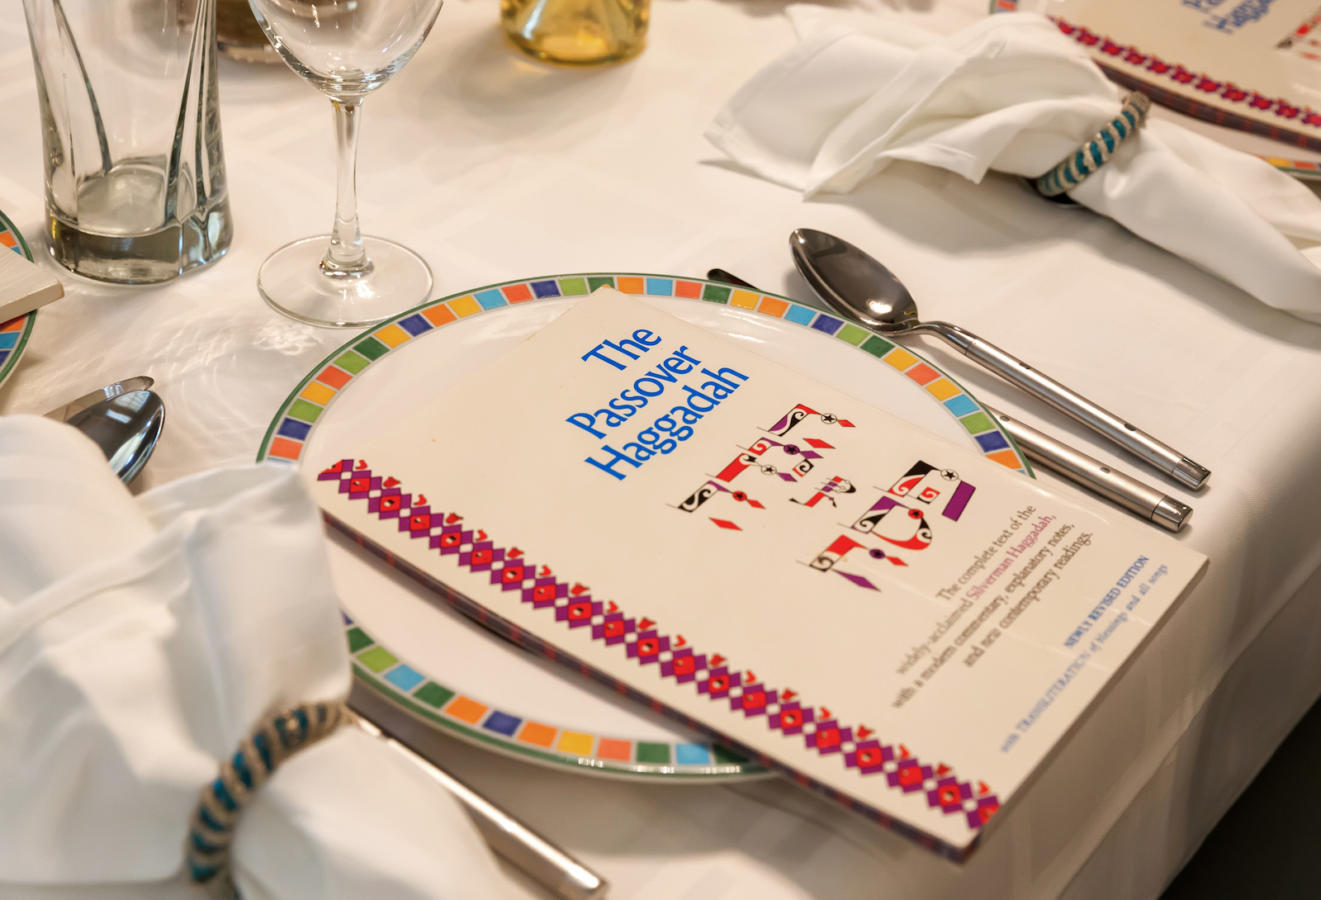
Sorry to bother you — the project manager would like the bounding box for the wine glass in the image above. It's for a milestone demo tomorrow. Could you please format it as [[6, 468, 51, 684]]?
[[249, 0, 444, 327]]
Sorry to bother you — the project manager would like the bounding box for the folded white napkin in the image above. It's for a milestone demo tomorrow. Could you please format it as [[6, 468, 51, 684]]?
[[707, 9, 1321, 324], [0, 416, 515, 899]]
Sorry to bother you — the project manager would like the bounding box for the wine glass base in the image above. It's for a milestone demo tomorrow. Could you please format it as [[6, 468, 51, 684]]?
[[257, 235, 434, 328]]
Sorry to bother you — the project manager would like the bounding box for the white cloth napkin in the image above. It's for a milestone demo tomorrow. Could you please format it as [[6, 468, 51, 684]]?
[[0, 416, 515, 899], [706, 9, 1321, 325]]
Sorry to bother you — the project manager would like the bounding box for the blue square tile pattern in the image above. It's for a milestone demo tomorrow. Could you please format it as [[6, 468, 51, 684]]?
[[810, 313, 843, 334], [398, 313, 432, 336], [675, 743, 712, 765], [277, 418, 311, 440], [384, 665, 425, 692], [975, 430, 1011, 453], [475, 289, 507, 310], [943, 395, 978, 417], [483, 711, 521, 736], [783, 304, 817, 325]]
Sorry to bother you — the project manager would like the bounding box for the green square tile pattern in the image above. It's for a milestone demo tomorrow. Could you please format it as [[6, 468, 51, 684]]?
[[836, 323, 870, 346], [346, 627, 372, 653], [861, 335, 895, 358], [287, 399, 322, 423], [587, 276, 615, 291], [354, 337, 388, 361], [559, 277, 588, 295], [334, 350, 370, 374], [415, 682, 455, 707], [701, 284, 731, 303], [960, 411, 994, 434], [357, 646, 398, 673], [634, 742, 671, 764]]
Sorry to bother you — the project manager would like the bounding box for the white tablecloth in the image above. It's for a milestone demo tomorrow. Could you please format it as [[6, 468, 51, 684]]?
[[3, 1, 1321, 897]]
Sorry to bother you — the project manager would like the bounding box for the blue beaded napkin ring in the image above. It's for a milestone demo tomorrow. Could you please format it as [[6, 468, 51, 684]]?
[[187, 700, 349, 896], [1034, 91, 1152, 198]]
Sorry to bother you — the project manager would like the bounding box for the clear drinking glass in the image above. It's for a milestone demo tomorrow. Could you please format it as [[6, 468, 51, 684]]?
[[21, 0, 232, 284], [248, 0, 444, 327]]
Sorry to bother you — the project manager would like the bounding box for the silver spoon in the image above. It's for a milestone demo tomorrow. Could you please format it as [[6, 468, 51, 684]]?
[[65, 389, 164, 484], [789, 228, 1210, 491]]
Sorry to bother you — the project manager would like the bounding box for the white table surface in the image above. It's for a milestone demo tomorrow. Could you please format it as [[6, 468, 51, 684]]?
[[4, 1, 1321, 897]]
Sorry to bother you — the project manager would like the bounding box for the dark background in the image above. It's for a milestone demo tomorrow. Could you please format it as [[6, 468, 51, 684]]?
[[1163, 698, 1321, 897]]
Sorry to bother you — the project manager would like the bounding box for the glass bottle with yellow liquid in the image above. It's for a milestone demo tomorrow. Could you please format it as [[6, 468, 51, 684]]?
[[501, 0, 648, 65]]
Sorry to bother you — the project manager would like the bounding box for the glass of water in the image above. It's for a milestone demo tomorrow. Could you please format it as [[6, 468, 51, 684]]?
[[248, 0, 444, 327], [21, 0, 233, 284]]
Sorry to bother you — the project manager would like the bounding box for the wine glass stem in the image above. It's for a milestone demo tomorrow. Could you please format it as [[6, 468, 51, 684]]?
[[322, 95, 371, 277]]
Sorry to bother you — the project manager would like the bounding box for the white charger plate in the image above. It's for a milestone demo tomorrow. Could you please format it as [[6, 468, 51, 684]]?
[[257, 273, 1031, 779]]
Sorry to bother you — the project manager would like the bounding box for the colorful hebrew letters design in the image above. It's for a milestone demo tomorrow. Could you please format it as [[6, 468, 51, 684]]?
[[889, 461, 976, 521], [808, 533, 907, 592], [673, 406, 977, 591], [852, 495, 934, 552], [765, 402, 855, 437], [676, 478, 767, 529], [820, 461, 978, 591], [675, 403, 851, 529], [791, 475, 857, 509]]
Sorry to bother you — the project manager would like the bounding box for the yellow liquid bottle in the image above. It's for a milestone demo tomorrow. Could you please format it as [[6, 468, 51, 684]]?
[[501, 0, 649, 65]]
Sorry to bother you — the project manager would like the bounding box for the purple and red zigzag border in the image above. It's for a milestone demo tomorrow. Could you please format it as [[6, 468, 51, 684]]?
[[320, 459, 1000, 841], [994, 1, 1321, 156], [1052, 15, 1321, 128]]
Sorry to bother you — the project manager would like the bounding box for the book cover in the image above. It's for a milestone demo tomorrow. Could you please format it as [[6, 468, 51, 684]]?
[[1004, 0, 1321, 162], [310, 289, 1206, 858]]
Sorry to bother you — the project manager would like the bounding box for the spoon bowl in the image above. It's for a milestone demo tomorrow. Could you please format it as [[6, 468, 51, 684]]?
[[790, 228, 921, 333], [66, 390, 165, 484]]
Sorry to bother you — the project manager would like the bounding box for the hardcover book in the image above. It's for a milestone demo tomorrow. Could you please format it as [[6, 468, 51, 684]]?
[[310, 289, 1206, 858]]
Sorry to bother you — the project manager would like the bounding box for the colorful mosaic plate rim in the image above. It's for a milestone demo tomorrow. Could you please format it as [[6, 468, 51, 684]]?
[[256, 273, 1032, 780], [991, 0, 1321, 181], [0, 208, 38, 390]]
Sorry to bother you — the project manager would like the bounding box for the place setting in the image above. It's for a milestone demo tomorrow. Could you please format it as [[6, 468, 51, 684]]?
[[4, 1, 1321, 898]]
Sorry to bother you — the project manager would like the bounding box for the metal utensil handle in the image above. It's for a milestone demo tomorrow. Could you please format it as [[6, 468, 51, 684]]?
[[352, 714, 608, 899], [931, 322, 1209, 490], [988, 406, 1190, 532]]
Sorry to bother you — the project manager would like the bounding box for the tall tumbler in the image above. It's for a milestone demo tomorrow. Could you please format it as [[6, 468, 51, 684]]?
[[21, 0, 232, 284]]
